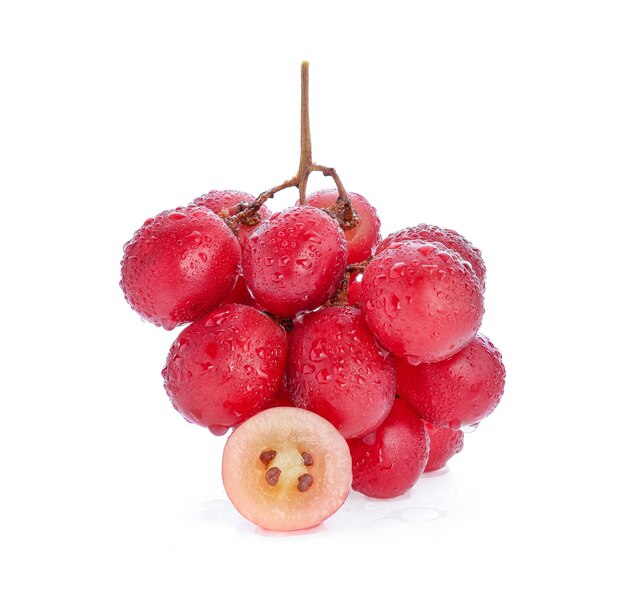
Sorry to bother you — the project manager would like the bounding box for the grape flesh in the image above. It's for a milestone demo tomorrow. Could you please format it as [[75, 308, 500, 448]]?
[[396, 334, 505, 429], [162, 304, 288, 432], [377, 223, 486, 290], [348, 399, 430, 499], [120, 205, 241, 330], [306, 189, 381, 263], [360, 241, 484, 364], [222, 407, 352, 531], [287, 306, 396, 439], [242, 206, 347, 318], [193, 189, 270, 250], [424, 421, 464, 472]]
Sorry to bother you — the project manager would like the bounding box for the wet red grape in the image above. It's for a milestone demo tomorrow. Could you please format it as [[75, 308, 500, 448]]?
[[220, 275, 254, 307], [162, 304, 288, 432], [361, 241, 484, 364], [193, 189, 270, 250], [287, 306, 396, 439], [424, 421, 464, 472], [377, 223, 486, 290], [396, 334, 505, 429], [242, 206, 347, 318], [306, 189, 381, 263], [120, 205, 241, 330], [346, 275, 362, 307], [348, 399, 430, 499]]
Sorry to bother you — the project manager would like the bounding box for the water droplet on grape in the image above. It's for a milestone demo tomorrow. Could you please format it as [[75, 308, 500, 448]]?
[[389, 262, 407, 278], [461, 422, 480, 433], [301, 363, 315, 375], [315, 369, 333, 384], [296, 258, 313, 270]]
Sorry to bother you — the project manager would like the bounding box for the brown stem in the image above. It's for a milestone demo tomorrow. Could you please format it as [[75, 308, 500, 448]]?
[[346, 258, 372, 275], [298, 61, 312, 205], [226, 61, 360, 233]]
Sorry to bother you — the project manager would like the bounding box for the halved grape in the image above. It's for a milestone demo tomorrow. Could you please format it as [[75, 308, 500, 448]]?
[[222, 407, 352, 531]]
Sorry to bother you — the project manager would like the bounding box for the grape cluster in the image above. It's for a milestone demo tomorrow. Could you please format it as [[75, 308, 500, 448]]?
[[119, 62, 506, 531], [120, 188, 505, 489]]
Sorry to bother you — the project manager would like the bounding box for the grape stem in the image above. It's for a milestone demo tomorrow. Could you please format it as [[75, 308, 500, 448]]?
[[229, 61, 360, 232], [327, 257, 372, 307]]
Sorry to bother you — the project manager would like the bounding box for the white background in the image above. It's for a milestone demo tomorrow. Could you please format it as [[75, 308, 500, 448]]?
[[1, 1, 625, 594]]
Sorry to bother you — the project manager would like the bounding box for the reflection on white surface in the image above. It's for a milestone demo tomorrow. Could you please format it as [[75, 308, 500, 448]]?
[[192, 465, 453, 536]]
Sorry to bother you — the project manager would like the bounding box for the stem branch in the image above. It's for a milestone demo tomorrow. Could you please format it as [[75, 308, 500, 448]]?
[[227, 61, 359, 232]]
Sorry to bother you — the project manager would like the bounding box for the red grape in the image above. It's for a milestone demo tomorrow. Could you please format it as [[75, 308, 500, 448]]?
[[222, 407, 352, 531], [346, 275, 362, 307], [396, 334, 505, 429], [287, 306, 396, 439], [193, 189, 270, 250], [348, 399, 430, 499], [377, 224, 486, 290], [242, 206, 347, 318], [220, 275, 254, 307], [162, 304, 288, 433], [306, 189, 381, 263], [120, 205, 241, 330], [424, 421, 464, 472], [360, 241, 484, 364]]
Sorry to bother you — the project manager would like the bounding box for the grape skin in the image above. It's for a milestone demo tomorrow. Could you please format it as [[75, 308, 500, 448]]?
[[120, 205, 241, 330], [242, 206, 348, 318], [192, 189, 271, 250], [162, 304, 288, 432], [377, 223, 486, 290], [424, 422, 464, 472], [348, 399, 430, 499], [307, 189, 382, 263], [397, 334, 506, 429], [287, 306, 396, 439], [361, 240, 484, 364]]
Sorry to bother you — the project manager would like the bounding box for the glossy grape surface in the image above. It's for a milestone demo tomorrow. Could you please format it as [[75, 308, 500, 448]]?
[[120, 205, 241, 330], [307, 189, 381, 263], [193, 189, 270, 250], [377, 224, 486, 290], [348, 399, 430, 499], [243, 206, 347, 318], [162, 304, 288, 432], [424, 421, 464, 472], [361, 241, 484, 364], [397, 334, 505, 429], [287, 306, 396, 439]]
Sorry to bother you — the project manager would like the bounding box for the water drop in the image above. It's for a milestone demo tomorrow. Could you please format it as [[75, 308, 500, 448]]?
[[461, 422, 480, 433], [389, 262, 407, 278]]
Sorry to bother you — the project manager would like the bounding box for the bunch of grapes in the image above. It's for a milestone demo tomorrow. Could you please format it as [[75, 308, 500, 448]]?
[[120, 63, 505, 532]]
